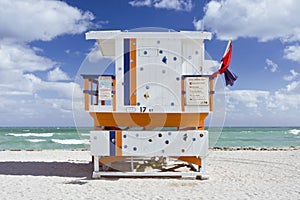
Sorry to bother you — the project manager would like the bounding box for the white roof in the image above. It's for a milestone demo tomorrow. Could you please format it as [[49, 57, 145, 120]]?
[[86, 30, 212, 56], [86, 30, 212, 40]]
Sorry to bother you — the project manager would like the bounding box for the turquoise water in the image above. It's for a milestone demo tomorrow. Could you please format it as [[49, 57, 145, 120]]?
[[214, 127, 300, 148], [0, 127, 91, 150], [0, 127, 299, 150]]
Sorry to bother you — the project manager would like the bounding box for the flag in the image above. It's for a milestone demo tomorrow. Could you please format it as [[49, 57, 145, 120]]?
[[217, 40, 237, 86], [224, 69, 238, 86]]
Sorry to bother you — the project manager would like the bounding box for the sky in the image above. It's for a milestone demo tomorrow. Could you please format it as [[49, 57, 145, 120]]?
[[0, 0, 299, 127]]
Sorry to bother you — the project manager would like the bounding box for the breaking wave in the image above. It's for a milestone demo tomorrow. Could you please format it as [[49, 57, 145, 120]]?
[[288, 129, 300, 135], [51, 139, 90, 145], [7, 133, 54, 137], [26, 139, 47, 143]]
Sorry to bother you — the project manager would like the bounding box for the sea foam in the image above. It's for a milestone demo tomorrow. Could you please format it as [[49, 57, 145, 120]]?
[[26, 139, 47, 143], [51, 139, 90, 145], [288, 129, 300, 135], [7, 133, 54, 137]]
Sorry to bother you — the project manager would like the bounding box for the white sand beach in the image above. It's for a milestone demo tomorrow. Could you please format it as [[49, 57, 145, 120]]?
[[0, 149, 299, 200]]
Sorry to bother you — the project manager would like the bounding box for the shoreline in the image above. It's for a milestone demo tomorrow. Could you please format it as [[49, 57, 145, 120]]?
[[1, 146, 300, 152], [211, 146, 300, 151]]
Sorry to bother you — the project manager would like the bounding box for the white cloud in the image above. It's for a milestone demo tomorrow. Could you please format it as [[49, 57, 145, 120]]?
[[154, 0, 192, 11], [129, 0, 152, 7], [0, 41, 55, 72], [42, 98, 73, 113], [195, 0, 300, 42], [0, 71, 82, 126], [226, 90, 269, 110], [0, 41, 57, 95], [78, 43, 115, 76], [225, 84, 300, 126], [2, 72, 75, 99], [193, 18, 203, 31], [0, 0, 96, 126], [129, 0, 193, 11], [283, 69, 299, 81], [24, 73, 79, 99], [270, 85, 300, 112], [265, 58, 278, 72], [65, 49, 81, 56], [284, 45, 300, 62], [87, 43, 103, 63], [47, 67, 71, 81], [0, 0, 94, 42], [0, 94, 75, 126], [285, 81, 300, 92], [0, 49, 77, 124]]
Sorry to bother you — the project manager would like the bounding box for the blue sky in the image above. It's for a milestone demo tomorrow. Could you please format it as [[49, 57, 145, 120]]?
[[0, 0, 299, 127]]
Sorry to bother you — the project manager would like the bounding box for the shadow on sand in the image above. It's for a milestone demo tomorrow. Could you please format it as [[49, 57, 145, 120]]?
[[0, 161, 94, 179]]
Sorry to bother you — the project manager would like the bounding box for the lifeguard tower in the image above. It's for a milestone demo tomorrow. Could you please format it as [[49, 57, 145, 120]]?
[[82, 30, 214, 179]]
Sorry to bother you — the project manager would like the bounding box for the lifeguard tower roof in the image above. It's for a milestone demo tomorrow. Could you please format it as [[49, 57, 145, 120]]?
[[86, 30, 212, 56]]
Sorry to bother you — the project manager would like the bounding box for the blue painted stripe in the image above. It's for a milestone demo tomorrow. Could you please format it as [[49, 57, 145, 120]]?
[[124, 39, 130, 106], [109, 131, 116, 156]]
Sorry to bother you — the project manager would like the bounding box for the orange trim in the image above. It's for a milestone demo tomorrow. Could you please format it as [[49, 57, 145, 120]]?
[[98, 156, 201, 167], [209, 78, 214, 112], [84, 79, 89, 111], [181, 79, 185, 112], [176, 156, 201, 166], [116, 130, 122, 156], [90, 80, 93, 105], [90, 112, 208, 128], [198, 115, 205, 130], [113, 79, 116, 111], [130, 38, 137, 105], [99, 156, 128, 166]]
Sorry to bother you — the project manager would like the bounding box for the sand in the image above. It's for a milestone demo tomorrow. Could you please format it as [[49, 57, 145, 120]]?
[[0, 149, 299, 200]]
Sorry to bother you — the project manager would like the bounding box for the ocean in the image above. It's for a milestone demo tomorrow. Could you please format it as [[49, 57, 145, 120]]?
[[0, 127, 299, 150]]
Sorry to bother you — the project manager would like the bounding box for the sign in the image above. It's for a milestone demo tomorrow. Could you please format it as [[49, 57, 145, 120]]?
[[185, 77, 209, 106], [99, 76, 112, 100]]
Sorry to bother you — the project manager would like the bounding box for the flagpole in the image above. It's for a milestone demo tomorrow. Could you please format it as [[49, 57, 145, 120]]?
[[222, 39, 232, 57], [218, 38, 232, 70], [212, 38, 232, 78]]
